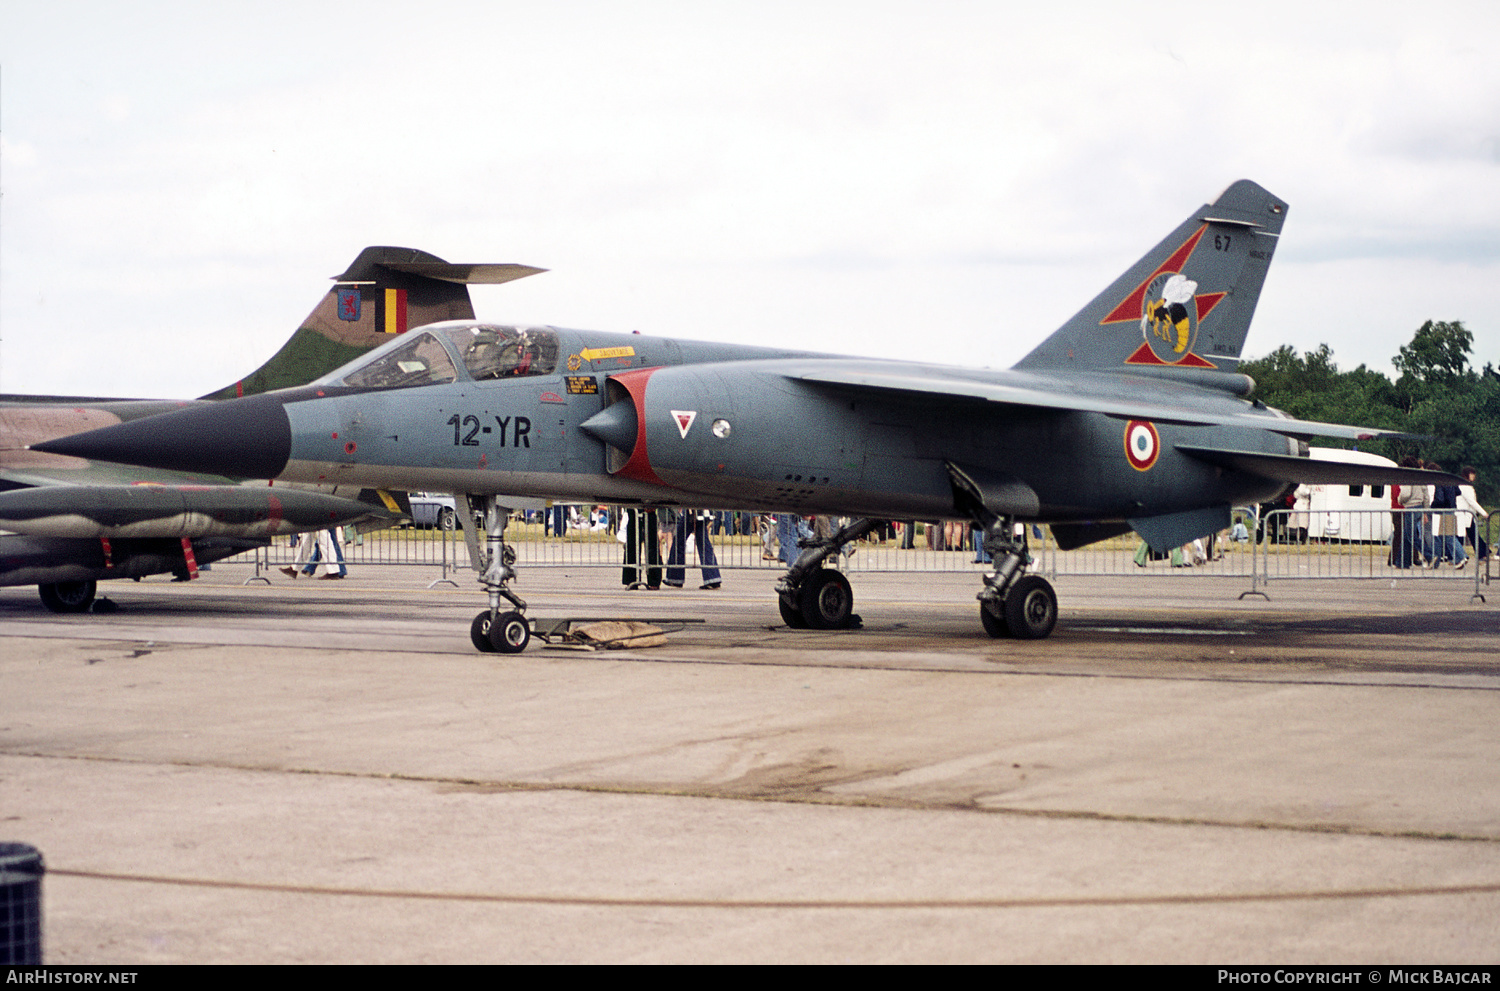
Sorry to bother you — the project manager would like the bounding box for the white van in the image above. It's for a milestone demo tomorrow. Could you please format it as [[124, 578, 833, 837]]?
[[1304, 448, 1398, 543]]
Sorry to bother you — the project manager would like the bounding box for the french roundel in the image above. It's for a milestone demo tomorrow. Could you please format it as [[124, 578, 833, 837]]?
[[1124, 420, 1159, 471]]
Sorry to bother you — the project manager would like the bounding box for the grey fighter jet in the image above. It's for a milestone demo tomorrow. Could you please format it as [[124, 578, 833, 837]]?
[[35, 181, 1458, 645], [0, 247, 540, 611]]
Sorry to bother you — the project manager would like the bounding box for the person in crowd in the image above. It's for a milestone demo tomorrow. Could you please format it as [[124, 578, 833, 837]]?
[[664, 509, 722, 590], [1457, 467, 1489, 562]]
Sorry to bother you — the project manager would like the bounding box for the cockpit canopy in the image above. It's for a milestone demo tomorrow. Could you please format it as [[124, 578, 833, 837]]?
[[341, 331, 458, 389], [335, 323, 560, 390], [442, 323, 560, 381]]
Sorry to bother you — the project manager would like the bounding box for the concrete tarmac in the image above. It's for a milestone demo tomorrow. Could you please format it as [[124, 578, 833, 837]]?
[[1, 562, 1496, 963]]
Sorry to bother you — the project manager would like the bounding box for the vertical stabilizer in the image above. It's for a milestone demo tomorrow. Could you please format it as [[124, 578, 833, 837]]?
[[199, 248, 544, 399], [1014, 180, 1287, 375]]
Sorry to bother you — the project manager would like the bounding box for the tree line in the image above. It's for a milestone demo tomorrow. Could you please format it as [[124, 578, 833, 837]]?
[[1238, 320, 1498, 505]]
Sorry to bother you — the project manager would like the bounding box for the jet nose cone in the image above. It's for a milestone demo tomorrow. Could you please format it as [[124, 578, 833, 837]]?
[[579, 401, 639, 452], [31, 394, 293, 479]]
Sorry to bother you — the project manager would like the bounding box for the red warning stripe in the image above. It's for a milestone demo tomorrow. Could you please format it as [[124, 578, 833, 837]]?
[[180, 538, 199, 580]]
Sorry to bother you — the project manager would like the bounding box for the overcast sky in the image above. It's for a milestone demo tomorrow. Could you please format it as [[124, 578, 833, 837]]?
[[2, 1, 1497, 398]]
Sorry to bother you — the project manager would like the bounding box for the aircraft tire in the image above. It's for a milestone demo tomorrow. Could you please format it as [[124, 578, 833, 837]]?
[[39, 580, 97, 614], [778, 595, 808, 629], [488, 611, 532, 653], [979, 602, 1010, 638], [1003, 575, 1057, 640], [470, 611, 500, 652], [798, 569, 854, 630]]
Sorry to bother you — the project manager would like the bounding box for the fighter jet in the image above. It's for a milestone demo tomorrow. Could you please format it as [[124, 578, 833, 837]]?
[[1, 247, 541, 611], [35, 180, 1459, 645]]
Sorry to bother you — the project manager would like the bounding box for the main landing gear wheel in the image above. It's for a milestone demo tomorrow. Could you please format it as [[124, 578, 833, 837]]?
[[980, 603, 1009, 639], [778, 596, 808, 629], [798, 569, 854, 630], [40, 580, 97, 614], [1003, 575, 1057, 640], [773, 518, 876, 632]]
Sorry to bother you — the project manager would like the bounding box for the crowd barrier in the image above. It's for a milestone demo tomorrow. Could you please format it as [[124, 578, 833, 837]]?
[[1249, 508, 1491, 603], [232, 507, 1495, 603]]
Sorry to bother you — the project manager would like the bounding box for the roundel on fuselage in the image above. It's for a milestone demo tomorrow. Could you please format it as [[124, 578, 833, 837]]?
[[1124, 420, 1159, 471]]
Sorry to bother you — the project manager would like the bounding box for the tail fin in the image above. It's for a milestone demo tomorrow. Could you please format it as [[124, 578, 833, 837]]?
[[199, 247, 545, 399], [1014, 180, 1287, 375]]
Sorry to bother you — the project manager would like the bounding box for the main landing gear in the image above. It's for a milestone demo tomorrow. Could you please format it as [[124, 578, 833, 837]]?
[[772, 514, 1057, 640], [462, 495, 532, 654], [943, 459, 1058, 640], [974, 516, 1057, 640], [775, 518, 877, 630]]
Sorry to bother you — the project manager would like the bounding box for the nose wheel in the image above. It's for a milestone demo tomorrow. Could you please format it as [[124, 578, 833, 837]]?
[[471, 609, 532, 653]]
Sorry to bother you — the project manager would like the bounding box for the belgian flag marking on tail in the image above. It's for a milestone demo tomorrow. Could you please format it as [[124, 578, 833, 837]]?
[[384, 288, 408, 334]]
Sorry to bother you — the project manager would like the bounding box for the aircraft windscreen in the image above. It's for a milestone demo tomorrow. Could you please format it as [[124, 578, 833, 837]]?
[[340, 332, 458, 390], [441, 325, 559, 380]]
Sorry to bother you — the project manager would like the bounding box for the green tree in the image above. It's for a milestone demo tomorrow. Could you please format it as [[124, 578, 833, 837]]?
[[1241, 323, 1498, 505], [1392, 320, 1473, 383]]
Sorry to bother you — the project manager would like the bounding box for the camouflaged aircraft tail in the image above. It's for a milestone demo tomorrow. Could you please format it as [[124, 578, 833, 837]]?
[[1014, 180, 1288, 377], [199, 248, 546, 400]]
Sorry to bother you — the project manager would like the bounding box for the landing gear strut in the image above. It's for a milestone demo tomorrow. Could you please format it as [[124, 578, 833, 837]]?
[[461, 494, 531, 653], [775, 518, 875, 629]]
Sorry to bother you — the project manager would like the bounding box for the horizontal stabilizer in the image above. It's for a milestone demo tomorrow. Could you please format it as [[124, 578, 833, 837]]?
[[1177, 447, 1465, 486], [374, 262, 547, 285]]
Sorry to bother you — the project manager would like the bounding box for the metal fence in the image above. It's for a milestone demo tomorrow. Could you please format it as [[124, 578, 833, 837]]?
[[1250, 508, 1491, 602], [230, 507, 1495, 603]]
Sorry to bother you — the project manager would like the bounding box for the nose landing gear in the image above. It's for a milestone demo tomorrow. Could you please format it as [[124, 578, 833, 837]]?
[[462, 494, 532, 653]]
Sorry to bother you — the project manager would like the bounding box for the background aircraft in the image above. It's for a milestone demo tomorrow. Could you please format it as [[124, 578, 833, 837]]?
[[0, 247, 540, 611], [36, 181, 1460, 646]]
